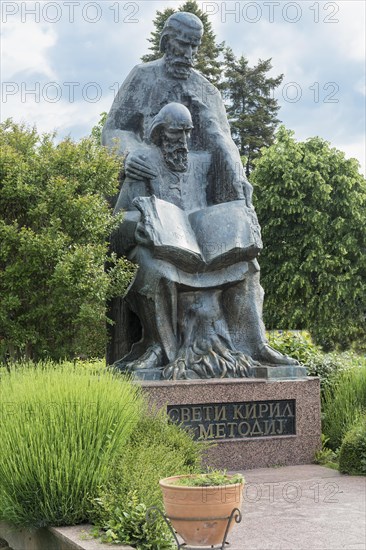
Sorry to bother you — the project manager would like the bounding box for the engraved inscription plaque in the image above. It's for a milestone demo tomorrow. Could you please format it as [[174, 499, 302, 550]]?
[[167, 399, 296, 440]]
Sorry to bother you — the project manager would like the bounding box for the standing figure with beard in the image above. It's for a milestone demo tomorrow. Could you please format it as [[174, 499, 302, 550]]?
[[103, 11, 248, 207], [104, 11, 298, 376]]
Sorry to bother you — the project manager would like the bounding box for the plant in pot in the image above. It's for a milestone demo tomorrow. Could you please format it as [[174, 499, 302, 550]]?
[[158, 470, 244, 549]]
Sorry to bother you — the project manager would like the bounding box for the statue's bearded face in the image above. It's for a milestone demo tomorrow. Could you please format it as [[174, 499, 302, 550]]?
[[164, 29, 202, 79], [161, 127, 190, 172]]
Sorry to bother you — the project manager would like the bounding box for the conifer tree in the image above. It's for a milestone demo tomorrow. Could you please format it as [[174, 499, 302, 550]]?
[[223, 48, 284, 176], [141, 1, 224, 86]]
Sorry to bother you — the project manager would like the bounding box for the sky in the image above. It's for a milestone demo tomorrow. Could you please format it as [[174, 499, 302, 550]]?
[[1, 0, 365, 175]]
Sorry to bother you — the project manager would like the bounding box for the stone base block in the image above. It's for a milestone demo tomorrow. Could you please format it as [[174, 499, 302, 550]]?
[[128, 364, 308, 381], [251, 364, 307, 379], [140, 377, 321, 470]]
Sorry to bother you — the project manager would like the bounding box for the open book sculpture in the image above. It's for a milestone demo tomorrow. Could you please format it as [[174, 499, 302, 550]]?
[[103, 12, 304, 380], [133, 196, 262, 271]]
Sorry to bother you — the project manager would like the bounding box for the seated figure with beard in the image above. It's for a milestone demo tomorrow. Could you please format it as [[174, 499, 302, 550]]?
[[112, 103, 295, 380]]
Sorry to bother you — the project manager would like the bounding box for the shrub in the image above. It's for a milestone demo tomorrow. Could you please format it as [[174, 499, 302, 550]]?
[[0, 119, 135, 361], [0, 361, 143, 527], [339, 415, 366, 475], [267, 330, 319, 363], [92, 492, 175, 549], [90, 409, 207, 549], [314, 435, 338, 467], [112, 409, 206, 505], [267, 330, 345, 392], [322, 366, 366, 450], [305, 353, 345, 393]]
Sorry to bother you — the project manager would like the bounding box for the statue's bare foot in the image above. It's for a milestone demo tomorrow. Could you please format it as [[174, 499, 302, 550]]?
[[114, 343, 163, 372], [163, 360, 201, 381], [255, 343, 299, 366], [163, 361, 205, 381]]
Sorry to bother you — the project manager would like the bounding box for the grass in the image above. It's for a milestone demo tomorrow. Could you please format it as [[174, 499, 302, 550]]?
[[0, 360, 143, 527]]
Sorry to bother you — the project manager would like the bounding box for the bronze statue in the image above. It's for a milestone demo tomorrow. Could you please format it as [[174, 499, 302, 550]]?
[[103, 12, 300, 380]]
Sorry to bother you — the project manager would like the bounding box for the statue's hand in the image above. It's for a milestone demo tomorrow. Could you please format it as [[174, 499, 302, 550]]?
[[125, 151, 157, 181]]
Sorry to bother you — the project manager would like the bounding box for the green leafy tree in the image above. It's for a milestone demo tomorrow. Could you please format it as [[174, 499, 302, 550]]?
[[252, 126, 366, 350], [141, 0, 225, 86], [0, 119, 135, 361], [223, 48, 284, 176], [90, 111, 107, 145]]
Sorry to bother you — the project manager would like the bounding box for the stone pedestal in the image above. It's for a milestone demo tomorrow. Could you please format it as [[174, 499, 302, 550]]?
[[140, 377, 321, 470]]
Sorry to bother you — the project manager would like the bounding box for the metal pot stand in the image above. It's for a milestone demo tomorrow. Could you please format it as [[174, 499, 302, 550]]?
[[146, 506, 242, 549]]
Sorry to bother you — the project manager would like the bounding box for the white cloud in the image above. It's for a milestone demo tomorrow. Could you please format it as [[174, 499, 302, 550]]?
[[2, 90, 112, 139], [1, 20, 57, 80], [321, 0, 366, 62], [232, 20, 312, 81], [335, 140, 366, 176], [354, 77, 366, 97]]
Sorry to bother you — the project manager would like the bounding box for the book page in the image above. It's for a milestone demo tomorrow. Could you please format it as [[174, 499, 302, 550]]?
[[132, 196, 202, 269], [189, 201, 263, 267]]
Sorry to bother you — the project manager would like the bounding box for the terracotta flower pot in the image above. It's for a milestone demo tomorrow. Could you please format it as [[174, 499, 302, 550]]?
[[159, 474, 244, 547]]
